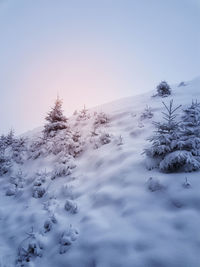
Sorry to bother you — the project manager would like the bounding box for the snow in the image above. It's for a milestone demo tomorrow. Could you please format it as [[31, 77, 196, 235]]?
[[0, 77, 200, 266]]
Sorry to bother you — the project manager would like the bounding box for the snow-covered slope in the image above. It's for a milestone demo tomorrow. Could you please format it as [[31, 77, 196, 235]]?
[[0, 77, 200, 267]]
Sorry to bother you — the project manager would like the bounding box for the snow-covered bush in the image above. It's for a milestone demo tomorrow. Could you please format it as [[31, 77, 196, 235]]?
[[147, 177, 164, 192], [59, 225, 78, 254], [43, 219, 52, 233], [76, 105, 90, 121], [0, 130, 27, 165], [156, 81, 171, 97], [43, 97, 69, 137], [52, 163, 72, 178], [46, 130, 83, 157], [51, 155, 76, 179], [64, 199, 78, 214], [13, 170, 25, 188], [6, 184, 17, 196], [90, 131, 112, 149], [99, 132, 112, 145], [182, 177, 191, 188], [0, 151, 12, 176], [72, 130, 81, 142], [17, 230, 43, 265], [6, 170, 26, 196], [29, 129, 83, 159], [140, 106, 153, 120], [32, 171, 48, 198], [32, 186, 46, 198], [94, 112, 109, 127], [28, 137, 46, 159], [32, 170, 47, 185]]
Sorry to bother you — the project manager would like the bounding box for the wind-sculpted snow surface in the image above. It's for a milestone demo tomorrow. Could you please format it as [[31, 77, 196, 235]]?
[[0, 77, 200, 266]]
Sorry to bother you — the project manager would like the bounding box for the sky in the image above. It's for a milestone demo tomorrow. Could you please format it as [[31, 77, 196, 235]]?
[[0, 0, 199, 134]]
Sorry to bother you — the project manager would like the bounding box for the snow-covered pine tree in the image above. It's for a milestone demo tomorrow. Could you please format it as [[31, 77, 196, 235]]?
[[0, 134, 7, 151], [0, 130, 15, 152], [156, 81, 171, 97], [77, 105, 90, 121], [181, 100, 200, 136], [0, 151, 12, 176], [11, 136, 27, 164], [44, 97, 69, 137], [145, 100, 181, 159], [145, 100, 187, 172], [177, 101, 200, 156], [5, 129, 15, 146], [146, 100, 200, 172]]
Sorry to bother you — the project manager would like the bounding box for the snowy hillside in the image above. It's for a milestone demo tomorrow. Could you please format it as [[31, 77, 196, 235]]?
[[0, 77, 200, 267]]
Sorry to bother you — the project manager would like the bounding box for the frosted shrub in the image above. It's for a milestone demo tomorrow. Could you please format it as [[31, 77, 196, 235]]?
[[52, 155, 76, 179], [33, 171, 47, 186], [156, 81, 171, 97], [76, 106, 90, 121], [10, 170, 25, 189], [94, 112, 109, 127], [59, 225, 78, 254], [6, 184, 16, 196], [0, 130, 27, 164], [140, 106, 153, 120], [52, 163, 72, 178], [6, 170, 25, 196], [17, 231, 43, 265], [64, 199, 78, 214], [32, 172, 46, 198], [147, 177, 164, 192], [72, 130, 81, 142], [29, 129, 83, 159], [0, 151, 12, 176], [32, 186, 46, 198], [44, 219, 52, 233], [46, 130, 83, 157], [99, 132, 112, 145], [182, 177, 191, 188], [90, 131, 112, 149]]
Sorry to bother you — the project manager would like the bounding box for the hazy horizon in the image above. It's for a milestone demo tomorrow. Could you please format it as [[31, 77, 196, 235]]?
[[0, 0, 199, 134]]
